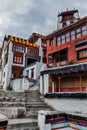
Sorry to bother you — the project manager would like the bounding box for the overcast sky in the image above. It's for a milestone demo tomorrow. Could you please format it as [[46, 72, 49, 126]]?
[[0, 0, 87, 44]]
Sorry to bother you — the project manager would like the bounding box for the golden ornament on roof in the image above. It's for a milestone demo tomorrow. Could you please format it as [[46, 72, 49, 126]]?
[[15, 38, 18, 42], [19, 39, 22, 43], [10, 37, 14, 41]]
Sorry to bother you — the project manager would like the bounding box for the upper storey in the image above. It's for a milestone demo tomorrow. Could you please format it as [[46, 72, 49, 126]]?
[[3, 35, 39, 55], [46, 9, 87, 67], [2, 35, 40, 67]]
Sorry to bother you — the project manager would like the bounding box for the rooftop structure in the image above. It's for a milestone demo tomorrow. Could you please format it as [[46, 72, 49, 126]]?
[[57, 9, 80, 28]]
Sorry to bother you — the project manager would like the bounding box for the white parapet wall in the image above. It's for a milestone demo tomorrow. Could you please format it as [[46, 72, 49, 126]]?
[[45, 98, 87, 115], [38, 110, 52, 130], [38, 110, 59, 130], [40, 74, 49, 94]]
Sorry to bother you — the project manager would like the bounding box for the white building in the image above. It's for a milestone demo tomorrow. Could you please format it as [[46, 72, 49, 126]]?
[[0, 33, 46, 92]]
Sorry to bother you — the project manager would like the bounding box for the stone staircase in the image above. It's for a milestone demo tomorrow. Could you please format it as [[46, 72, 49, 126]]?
[[25, 89, 54, 118]]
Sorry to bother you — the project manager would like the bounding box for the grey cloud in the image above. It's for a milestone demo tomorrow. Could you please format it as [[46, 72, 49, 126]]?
[[0, 0, 87, 44]]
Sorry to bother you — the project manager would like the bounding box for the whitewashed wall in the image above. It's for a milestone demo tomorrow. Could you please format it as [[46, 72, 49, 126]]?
[[45, 98, 87, 114], [43, 74, 49, 94], [23, 62, 44, 80], [38, 110, 51, 130], [40, 76, 43, 94], [35, 38, 43, 63], [1, 42, 13, 90], [11, 78, 23, 92], [10, 77, 29, 92]]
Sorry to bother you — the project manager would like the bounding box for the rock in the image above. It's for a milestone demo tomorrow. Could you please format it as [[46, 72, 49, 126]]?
[[17, 108, 26, 118], [0, 97, 3, 101], [12, 97, 16, 102]]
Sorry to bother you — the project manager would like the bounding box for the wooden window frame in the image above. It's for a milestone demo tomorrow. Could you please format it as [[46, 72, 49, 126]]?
[[13, 44, 25, 53], [13, 54, 23, 64], [77, 49, 87, 60]]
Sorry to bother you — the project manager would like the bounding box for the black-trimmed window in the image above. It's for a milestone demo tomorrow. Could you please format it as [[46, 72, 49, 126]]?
[[61, 34, 65, 44], [13, 45, 25, 53], [82, 25, 87, 36], [49, 39, 53, 46], [56, 36, 61, 45], [27, 48, 39, 55], [77, 49, 87, 60], [31, 68, 34, 78], [76, 27, 81, 38], [71, 30, 75, 40], [26, 70, 29, 77], [66, 32, 70, 42]]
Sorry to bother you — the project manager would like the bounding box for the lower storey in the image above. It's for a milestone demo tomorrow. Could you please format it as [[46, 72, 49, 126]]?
[[42, 73, 87, 93]]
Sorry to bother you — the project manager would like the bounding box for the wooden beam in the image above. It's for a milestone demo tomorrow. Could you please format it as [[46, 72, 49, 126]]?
[[58, 77, 61, 92], [80, 75, 83, 92]]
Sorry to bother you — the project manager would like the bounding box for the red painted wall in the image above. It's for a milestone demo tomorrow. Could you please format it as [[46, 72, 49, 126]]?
[[46, 35, 87, 66]]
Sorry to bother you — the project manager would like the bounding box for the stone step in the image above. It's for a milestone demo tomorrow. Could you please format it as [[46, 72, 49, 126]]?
[[25, 102, 46, 105], [26, 107, 51, 112], [26, 112, 38, 119], [25, 96, 41, 99], [26, 97, 40, 99], [26, 105, 48, 108], [7, 118, 39, 130], [25, 100, 42, 103]]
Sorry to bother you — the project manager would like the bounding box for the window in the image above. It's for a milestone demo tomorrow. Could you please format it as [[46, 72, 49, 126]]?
[[71, 30, 75, 40], [82, 26, 87, 31], [27, 48, 38, 55], [26, 70, 29, 77], [13, 44, 25, 53], [71, 30, 75, 35], [4, 72, 5, 77], [77, 49, 87, 60], [75, 42, 87, 48], [77, 33, 81, 38], [76, 28, 81, 33], [82, 25, 87, 36], [61, 35, 65, 44], [49, 39, 53, 46], [76, 27, 81, 38], [31, 68, 34, 78], [48, 54, 53, 67], [13, 55, 23, 64], [56, 37, 61, 45], [66, 32, 70, 42]]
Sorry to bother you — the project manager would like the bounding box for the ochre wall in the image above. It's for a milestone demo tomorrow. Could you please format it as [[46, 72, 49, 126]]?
[[48, 74, 87, 92]]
